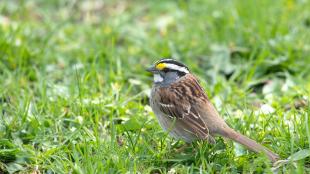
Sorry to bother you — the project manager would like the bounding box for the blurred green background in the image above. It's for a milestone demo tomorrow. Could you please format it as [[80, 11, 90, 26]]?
[[0, 0, 310, 173]]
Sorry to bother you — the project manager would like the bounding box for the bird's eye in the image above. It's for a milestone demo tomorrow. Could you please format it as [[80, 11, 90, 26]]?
[[162, 68, 169, 73]]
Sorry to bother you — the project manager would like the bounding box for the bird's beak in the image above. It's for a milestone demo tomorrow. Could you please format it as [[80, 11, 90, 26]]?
[[146, 65, 157, 73]]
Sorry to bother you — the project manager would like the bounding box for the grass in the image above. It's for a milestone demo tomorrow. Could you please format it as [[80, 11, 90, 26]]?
[[0, 0, 310, 173]]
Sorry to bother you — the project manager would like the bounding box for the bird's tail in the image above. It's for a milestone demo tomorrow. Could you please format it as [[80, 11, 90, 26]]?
[[218, 126, 279, 163]]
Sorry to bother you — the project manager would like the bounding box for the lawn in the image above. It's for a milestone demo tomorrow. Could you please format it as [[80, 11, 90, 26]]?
[[0, 0, 310, 173]]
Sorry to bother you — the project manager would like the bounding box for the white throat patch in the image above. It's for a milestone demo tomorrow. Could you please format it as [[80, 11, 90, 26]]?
[[153, 74, 163, 83]]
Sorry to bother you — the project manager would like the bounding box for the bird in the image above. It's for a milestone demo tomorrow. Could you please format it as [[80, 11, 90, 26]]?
[[146, 58, 279, 162]]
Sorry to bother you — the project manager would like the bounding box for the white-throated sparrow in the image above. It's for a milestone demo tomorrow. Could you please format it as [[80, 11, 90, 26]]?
[[147, 58, 279, 162]]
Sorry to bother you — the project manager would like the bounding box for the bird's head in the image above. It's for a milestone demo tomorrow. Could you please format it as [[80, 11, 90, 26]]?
[[147, 58, 190, 84]]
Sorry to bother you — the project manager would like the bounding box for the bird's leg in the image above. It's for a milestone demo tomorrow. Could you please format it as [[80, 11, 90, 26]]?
[[206, 135, 216, 144], [172, 141, 191, 153]]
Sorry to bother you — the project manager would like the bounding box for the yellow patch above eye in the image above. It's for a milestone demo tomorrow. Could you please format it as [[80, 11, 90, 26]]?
[[156, 63, 166, 70]]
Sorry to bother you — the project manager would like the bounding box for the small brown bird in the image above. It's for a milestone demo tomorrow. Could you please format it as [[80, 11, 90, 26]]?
[[147, 58, 279, 162]]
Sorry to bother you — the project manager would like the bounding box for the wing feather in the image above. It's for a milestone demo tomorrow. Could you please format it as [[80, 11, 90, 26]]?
[[154, 75, 211, 139]]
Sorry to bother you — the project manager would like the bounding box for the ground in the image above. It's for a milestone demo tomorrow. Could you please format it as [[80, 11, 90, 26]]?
[[0, 0, 310, 173]]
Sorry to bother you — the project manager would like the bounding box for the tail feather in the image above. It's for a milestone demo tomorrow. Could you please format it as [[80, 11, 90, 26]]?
[[219, 126, 279, 163]]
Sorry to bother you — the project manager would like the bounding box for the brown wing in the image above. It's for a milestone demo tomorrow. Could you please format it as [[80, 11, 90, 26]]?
[[154, 74, 211, 139]]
